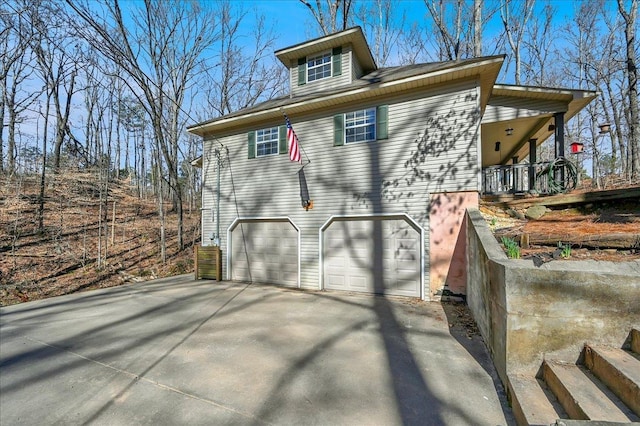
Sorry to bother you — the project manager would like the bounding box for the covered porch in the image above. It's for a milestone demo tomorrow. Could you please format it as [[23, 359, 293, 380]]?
[[480, 85, 597, 196]]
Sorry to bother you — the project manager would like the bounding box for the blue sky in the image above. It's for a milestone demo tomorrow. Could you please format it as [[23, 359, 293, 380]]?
[[241, 0, 592, 78]]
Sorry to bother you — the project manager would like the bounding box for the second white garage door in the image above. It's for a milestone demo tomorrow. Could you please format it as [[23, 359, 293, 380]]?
[[230, 219, 298, 286], [322, 217, 422, 297]]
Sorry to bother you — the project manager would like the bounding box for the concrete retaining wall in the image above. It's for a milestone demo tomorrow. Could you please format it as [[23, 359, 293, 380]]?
[[465, 208, 640, 384]]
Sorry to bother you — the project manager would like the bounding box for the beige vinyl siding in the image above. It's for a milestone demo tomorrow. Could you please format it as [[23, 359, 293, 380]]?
[[351, 47, 363, 80], [290, 45, 353, 97], [201, 80, 480, 298], [482, 96, 567, 123]]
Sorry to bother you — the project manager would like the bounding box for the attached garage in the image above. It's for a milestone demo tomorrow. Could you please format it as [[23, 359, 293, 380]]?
[[321, 215, 423, 297], [229, 219, 299, 286]]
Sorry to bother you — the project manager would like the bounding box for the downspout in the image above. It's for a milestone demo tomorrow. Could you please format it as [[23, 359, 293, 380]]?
[[215, 148, 221, 246]]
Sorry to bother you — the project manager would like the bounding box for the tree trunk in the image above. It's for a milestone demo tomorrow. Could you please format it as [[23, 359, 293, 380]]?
[[154, 148, 166, 264], [618, 0, 639, 179], [604, 79, 627, 176], [38, 90, 52, 232], [0, 80, 5, 173], [7, 83, 18, 174], [53, 70, 76, 169], [473, 0, 482, 57]]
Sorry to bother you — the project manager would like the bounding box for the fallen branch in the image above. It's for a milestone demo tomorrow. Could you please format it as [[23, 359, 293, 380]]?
[[6, 253, 56, 258], [497, 231, 640, 250]]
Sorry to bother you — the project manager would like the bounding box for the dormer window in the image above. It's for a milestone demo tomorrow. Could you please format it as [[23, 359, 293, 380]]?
[[297, 47, 342, 86], [307, 51, 332, 82]]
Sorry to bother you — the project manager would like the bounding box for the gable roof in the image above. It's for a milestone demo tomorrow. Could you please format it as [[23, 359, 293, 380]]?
[[275, 26, 377, 73], [187, 55, 505, 137]]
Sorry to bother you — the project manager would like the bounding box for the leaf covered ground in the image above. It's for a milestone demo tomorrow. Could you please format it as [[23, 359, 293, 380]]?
[[481, 195, 640, 262], [0, 171, 200, 306]]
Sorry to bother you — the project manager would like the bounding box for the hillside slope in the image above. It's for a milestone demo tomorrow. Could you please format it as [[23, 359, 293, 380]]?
[[0, 171, 200, 306]]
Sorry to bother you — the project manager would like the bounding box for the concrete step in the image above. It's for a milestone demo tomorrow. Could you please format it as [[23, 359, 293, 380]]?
[[553, 420, 640, 426], [542, 360, 635, 422], [631, 329, 640, 355], [509, 374, 565, 426], [584, 345, 640, 418]]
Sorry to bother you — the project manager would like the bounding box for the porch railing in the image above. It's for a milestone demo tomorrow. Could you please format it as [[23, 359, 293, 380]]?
[[482, 162, 554, 195]]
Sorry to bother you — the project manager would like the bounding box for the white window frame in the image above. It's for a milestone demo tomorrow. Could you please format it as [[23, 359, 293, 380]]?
[[256, 127, 279, 157], [345, 108, 376, 144], [307, 51, 332, 82]]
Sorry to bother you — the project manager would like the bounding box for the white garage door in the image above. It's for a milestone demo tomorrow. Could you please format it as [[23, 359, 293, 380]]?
[[231, 220, 298, 286], [323, 217, 421, 297]]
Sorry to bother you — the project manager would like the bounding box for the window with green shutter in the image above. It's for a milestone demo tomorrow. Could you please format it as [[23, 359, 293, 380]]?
[[297, 57, 306, 86], [307, 51, 332, 82], [332, 46, 342, 76], [248, 131, 256, 159], [376, 105, 388, 140], [334, 105, 389, 146], [249, 127, 279, 159], [333, 114, 344, 146], [278, 125, 287, 154]]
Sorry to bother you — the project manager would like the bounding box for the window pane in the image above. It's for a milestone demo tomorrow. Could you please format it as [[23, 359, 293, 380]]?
[[307, 52, 331, 82], [256, 127, 279, 156], [345, 108, 376, 144]]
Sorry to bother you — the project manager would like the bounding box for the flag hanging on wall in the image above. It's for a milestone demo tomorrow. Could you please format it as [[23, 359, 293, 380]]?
[[285, 116, 302, 163]]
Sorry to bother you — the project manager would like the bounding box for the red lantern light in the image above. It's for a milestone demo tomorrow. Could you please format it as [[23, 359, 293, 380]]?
[[570, 142, 584, 154]]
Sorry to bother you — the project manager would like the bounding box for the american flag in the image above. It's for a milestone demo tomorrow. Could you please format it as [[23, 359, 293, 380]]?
[[285, 116, 302, 163]]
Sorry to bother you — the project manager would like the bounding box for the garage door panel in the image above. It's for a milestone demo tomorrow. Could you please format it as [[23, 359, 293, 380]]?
[[397, 238, 418, 249], [231, 220, 298, 286], [349, 276, 368, 290], [281, 238, 297, 248], [323, 218, 421, 297], [326, 274, 345, 288], [397, 258, 420, 270]]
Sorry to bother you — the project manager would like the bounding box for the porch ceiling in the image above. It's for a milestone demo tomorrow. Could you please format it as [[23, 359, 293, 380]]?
[[481, 84, 598, 167], [481, 116, 550, 167]]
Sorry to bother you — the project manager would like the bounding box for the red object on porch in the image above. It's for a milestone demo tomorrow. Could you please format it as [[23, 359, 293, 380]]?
[[570, 142, 584, 154]]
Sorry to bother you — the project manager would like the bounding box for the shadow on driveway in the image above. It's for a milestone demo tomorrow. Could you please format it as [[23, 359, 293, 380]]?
[[1, 276, 513, 425]]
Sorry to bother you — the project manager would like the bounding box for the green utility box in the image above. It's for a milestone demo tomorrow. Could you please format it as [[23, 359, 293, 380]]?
[[194, 245, 222, 280]]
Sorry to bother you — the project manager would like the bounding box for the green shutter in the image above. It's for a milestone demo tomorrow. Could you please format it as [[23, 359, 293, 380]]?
[[334, 114, 344, 146], [297, 57, 306, 86], [279, 125, 287, 154], [248, 131, 256, 159], [332, 46, 342, 76], [376, 105, 388, 140]]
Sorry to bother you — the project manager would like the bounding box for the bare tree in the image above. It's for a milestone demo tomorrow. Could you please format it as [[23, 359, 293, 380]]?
[[500, 0, 536, 85], [66, 0, 218, 252], [355, 0, 403, 67], [589, 6, 627, 176], [521, 0, 557, 86], [617, 0, 639, 179], [205, 3, 285, 117], [398, 23, 429, 65], [421, 0, 492, 61], [424, 0, 468, 61], [26, 1, 81, 171], [299, 0, 353, 35], [0, 2, 41, 174]]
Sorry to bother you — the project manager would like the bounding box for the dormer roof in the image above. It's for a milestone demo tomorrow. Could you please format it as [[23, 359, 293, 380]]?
[[275, 26, 377, 73]]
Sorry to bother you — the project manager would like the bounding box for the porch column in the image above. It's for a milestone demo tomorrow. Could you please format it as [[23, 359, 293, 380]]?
[[512, 156, 519, 194], [554, 112, 565, 157], [529, 138, 537, 191], [554, 112, 566, 184]]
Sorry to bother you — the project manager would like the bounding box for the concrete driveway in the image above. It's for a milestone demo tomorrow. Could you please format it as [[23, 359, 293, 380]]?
[[1, 275, 514, 425]]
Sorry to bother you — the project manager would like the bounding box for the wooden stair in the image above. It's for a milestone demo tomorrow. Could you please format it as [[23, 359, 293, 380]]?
[[510, 328, 640, 425]]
